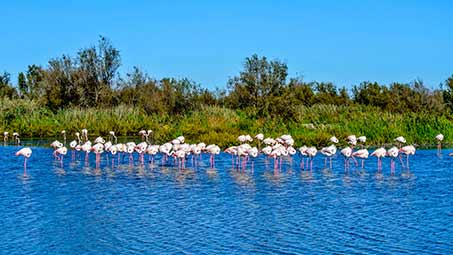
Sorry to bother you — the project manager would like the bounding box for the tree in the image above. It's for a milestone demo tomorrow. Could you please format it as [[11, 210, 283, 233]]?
[[287, 77, 314, 106], [76, 36, 120, 107], [442, 75, 453, 112], [0, 71, 18, 99], [26, 65, 44, 99], [227, 54, 288, 115], [18, 72, 28, 98]]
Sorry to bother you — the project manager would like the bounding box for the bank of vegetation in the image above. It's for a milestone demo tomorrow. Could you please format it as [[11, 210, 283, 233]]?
[[1, 37, 452, 147]]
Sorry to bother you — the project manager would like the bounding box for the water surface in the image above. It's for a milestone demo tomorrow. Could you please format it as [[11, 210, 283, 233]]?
[[1, 145, 452, 254]]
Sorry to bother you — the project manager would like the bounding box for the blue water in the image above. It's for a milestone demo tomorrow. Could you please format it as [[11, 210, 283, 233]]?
[[0, 145, 452, 254]]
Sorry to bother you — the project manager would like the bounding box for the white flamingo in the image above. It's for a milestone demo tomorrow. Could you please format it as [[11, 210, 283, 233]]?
[[16, 147, 32, 176], [400, 145, 416, 170], [352, 148, 369, 169], [371, 147, 386, 172], [435, 134, 444, 154]]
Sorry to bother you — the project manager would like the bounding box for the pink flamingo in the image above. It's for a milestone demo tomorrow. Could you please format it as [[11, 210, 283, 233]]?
[[146, 145, 159, 165], [248, 147, 258, 172], [92, 143, 104, 169], [225, 146, 238, 167], [306, 147, 317, 171], [352, 149, 369, 169], [206, 144, 220, 168], [321, 144, 336, 169], [299, 146, 308, 170], [400, 145, 416, 170], [340, 147, 356, 171], [174, 150, 186, 170], [16, 147, 32, 176], [370, 147, 386, 172], [135, 142, 148, 165], [54, 146, 68, 167], [387, 146, 399, 174], [81, 142, 92, 164], [109, 145, 118, 169], [69, 140, 77, 160]]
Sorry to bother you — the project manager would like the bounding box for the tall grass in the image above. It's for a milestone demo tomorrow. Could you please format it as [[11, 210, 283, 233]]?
[[1, 99, 451, 148]]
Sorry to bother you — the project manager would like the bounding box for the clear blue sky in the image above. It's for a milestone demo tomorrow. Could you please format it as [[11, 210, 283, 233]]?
[[1, 0, 452, 89]]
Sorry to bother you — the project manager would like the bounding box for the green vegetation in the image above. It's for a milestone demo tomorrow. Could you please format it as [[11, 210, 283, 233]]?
[[1, 37, 452, 148]]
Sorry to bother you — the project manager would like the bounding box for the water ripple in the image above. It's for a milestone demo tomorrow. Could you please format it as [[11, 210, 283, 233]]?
[[0, 146, 452, 254]]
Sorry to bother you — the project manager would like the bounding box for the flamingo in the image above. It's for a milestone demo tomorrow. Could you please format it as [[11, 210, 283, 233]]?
[[176, 136, 185, 144], [299, 146, 308, 170], [12, 132, 20, 145], [206, 144, 220, 168], [16, 147, 32, 176], [287, 146, 297, 167], [190, 144, 202, 166], [54, 146, 68, 166], [225, 146, 238, 166], [263, 137, 276, 146], [159, 143, 172, 164], [139, 130, 147, 141], [329, 136, 339, 144], [395, 136, 406, 146], [248, 147, 259, 172], [237, 144, 250, 171], [81, 141, 92, 163], [269, 147, 283, 171], [435, 134, 444, 155], [340, 147, 355, 171], [400, 145, 416, 170], [238, 135, 247, 143], [306, 146, 317, 171], [146, 130, 153, 143], [146, 145, 159, 165], [136, 142, 148, 165], [94, 136, 105, 144], [81, 129, 88, 142], [75, 132, 81, 144], [109, 145, 118, 168], [347, 135, 357, 146], [69, 140, 78, 160], [126, 142, 136, 164], [357, 136, 366, 149], [61, 130, 67, 145], [3, 131, 8, 142], [370, 147, 386, 172], [352, 148, 369, 169], [92, 143, 104, 168], [109, 131, 117, 144], [321, 144, 336, 169], [255, 133, 264, 150], [50, 140, 64, 159], [174, 149, 186, 169], [387, 146, 399, 174]]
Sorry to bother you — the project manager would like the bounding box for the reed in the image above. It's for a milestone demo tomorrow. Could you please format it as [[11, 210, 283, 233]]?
[[0, 99, 451, 148]]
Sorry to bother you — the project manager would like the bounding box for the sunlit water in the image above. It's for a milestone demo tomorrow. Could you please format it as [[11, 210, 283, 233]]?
[[1, 145, 452, 254]]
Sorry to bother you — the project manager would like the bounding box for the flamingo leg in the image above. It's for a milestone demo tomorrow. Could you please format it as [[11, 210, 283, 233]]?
[[406, 156, 410, 170], [399, 155, 405, 168], [23, 157, 27, 176]]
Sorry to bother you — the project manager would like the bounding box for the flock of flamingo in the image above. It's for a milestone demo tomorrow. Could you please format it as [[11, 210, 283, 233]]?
[[7, 130, 448, 176]]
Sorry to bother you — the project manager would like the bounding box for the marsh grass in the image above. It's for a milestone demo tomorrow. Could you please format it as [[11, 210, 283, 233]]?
[[1, 99, 451, 148]]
